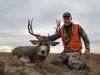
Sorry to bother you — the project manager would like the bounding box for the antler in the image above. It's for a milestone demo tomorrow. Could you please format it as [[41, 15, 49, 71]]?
[[28, 18, 37, 36], [54, 19, 61, 34]]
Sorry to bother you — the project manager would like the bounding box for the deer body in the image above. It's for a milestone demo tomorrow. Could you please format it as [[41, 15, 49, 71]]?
[[21, 44, 50, 63]]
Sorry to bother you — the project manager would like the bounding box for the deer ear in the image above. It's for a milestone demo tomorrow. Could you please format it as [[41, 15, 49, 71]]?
[[30, 40, 40, 45], [49, 41, 59, 46]]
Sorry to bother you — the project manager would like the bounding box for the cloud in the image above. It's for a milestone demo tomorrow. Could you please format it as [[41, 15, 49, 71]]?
[[0, 0, 100, 53]]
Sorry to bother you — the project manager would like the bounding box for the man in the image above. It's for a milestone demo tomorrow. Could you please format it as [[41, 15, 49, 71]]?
[[36, 12, 90, 70]]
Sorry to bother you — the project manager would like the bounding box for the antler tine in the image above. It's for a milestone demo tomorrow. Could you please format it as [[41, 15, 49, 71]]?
[[55, 19, 59, 32], [58, 19, 61, 30], [54, 27, 58, 33], [56, 19, 59, 30], [28, 19, 37, 36], [55, 19, 61, 34], [30, 18, 34, 34], [46, 33, 51, 40], [31, 18, 33, 26]]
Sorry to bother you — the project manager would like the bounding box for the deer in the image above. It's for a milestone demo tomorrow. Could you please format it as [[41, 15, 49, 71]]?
[[18, 19, 61, 63]]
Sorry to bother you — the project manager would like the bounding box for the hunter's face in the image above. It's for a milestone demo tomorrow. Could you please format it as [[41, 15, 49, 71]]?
[[63, 17, 72, 26]]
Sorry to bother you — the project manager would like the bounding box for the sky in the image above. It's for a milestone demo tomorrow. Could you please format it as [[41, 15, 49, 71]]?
[[0, 0, 100, 53]]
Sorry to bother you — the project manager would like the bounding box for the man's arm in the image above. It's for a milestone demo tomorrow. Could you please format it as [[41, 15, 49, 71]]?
[[42, 32, 61, 41], [36, 31, 61, 41], [78, 25, 90, 52]]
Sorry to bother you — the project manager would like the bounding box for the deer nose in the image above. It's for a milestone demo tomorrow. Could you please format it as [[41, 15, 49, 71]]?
[[41, 50, 45, 54]]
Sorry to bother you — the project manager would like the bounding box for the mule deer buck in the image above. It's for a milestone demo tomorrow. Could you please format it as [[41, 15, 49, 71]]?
[[18, 19, 60, 63]]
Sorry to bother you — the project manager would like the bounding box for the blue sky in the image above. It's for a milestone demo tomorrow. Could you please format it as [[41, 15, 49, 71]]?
[[0, 0, 100, 53]]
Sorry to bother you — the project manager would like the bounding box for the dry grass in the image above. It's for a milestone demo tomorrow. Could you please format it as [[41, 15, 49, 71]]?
[[0, 52, 100, 75], [0, 61, 5, 74]]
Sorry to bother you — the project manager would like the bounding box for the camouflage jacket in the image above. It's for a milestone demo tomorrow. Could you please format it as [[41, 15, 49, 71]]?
[[43, 22, 90, 52]]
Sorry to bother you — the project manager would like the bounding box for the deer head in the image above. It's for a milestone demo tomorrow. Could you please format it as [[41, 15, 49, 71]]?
[[28, 19, 60, 56]]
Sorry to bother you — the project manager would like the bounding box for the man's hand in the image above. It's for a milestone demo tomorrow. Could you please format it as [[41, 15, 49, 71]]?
[[84, 51, 90, 59], [36, 34, 43, 40]]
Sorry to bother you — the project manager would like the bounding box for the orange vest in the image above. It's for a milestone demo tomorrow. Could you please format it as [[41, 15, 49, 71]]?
[[60, 24, 82, 51]]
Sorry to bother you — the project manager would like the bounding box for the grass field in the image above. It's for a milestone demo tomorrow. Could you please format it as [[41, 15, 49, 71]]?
[[0, 52, 100, 75]]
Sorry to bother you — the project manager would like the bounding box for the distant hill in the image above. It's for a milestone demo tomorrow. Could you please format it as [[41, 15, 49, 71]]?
[[0, 46, 14, 52]]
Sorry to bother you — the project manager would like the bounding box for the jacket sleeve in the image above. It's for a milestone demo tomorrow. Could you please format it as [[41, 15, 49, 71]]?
[[78, 25, 90, 52], [42, 32, 61, 41]]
